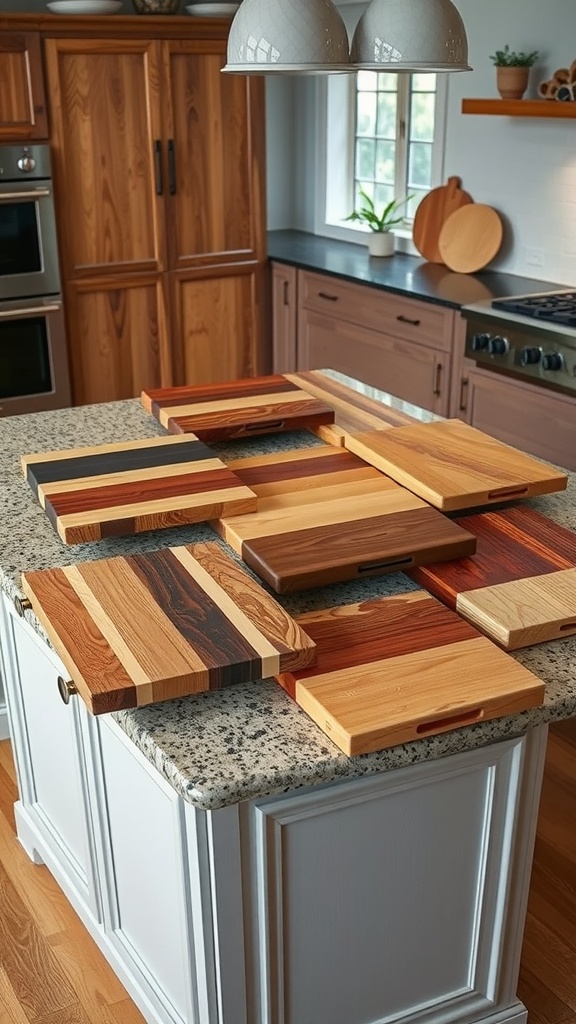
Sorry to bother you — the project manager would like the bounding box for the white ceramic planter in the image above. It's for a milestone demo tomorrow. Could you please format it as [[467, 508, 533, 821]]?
[[368, 232, 395, 257]]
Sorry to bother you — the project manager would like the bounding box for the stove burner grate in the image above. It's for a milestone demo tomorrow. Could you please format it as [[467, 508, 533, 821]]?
[[492, 291, 576, 326]]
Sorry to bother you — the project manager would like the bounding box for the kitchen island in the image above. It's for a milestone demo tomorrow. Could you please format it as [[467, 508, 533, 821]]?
[[1, 372, 575, 1024]]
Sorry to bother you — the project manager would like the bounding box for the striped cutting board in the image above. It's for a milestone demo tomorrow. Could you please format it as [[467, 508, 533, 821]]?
[[21, 435, 258, 544], [141, 374, 335, 441], [409, 506, 576, 650], [21, 541, 317, 715], [345, 419, 567, 510], [276, 593, 545, 756], [212, 445, 477, 593]]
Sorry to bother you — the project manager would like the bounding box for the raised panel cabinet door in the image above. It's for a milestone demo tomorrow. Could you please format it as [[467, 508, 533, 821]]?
[[271, 262, 297, 373], [44, 38, 166, 278], [0, 31, 48, 140], [163, 39, 266, 270]]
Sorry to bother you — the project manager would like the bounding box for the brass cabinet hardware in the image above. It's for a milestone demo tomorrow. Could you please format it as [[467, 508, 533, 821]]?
[[14, 596, 31, 617], [57, 676, 78, 705]]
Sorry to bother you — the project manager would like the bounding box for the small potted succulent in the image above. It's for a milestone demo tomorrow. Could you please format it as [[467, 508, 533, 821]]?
[[346, 189, 413, 257], [489, 44, 540, 100]]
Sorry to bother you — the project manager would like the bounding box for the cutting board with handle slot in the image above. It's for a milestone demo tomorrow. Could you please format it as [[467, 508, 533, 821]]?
[[408, 506, 576, 650], [21, 541, 317, 715], [412, 176, 473, 263], [275, 593, 545, 756], [212, 444, 476, 593], [141, 374, 335, 441], [21, 434, 258, 544], [345, 419, 567, 511]]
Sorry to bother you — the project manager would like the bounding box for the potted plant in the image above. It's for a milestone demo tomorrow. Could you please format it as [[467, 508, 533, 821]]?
[[489, 44, 539, 100], [346, 189, 412, 257]]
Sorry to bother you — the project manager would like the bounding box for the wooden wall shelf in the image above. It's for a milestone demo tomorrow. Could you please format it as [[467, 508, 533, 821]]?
[[462, 99, 576, 118]]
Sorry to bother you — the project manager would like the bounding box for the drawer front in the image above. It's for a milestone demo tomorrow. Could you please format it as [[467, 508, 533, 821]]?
[[299, 270, 454, 351]]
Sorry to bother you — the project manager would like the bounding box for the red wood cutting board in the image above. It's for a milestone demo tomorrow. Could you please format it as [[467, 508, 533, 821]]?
[[141, 374, 335, 441], [21, 541, 317, 715], [412, 176, 473, 264], [409, 506, 576, 650], [345, 419, 567, 511], [212, 445, 476, 593], [21, 435, 258, 544], [276, 593, 544, 756]]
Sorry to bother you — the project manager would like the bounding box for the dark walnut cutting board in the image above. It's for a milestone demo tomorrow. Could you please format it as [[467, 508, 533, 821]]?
[[409, 506, 576, 650], [141, 374, 335, 441], [21, 542, 316, 715], [345, 419, 567, 511], [21, 435, 258, 544], [212, 445, 476, 593], [276, 593, 545, 756]]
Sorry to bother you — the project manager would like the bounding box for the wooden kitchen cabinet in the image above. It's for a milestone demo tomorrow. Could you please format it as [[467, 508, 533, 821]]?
[[271, 262, 298, 373], [44, 28, 266, 405], [0, 31, 48, 140]]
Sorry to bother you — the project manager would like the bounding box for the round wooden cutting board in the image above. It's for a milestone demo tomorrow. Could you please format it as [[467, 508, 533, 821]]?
[[438, 205, 504, 274], [412, 176, 473, 263]]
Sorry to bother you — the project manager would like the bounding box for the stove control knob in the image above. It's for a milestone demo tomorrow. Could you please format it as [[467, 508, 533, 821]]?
[[487, 335, 509, 356], [17, 150, 36, 173], [520, 346, 541, 366], [470, 333, 490, 352], [542, 352, 564, 371]]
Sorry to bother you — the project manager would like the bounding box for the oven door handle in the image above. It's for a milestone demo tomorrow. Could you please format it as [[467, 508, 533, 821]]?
[[0, 301, 61, 318], [0, 188, 51, 201]]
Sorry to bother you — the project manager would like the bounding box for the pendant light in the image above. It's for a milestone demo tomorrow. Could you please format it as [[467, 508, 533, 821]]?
[[222, 0, 353, 74], [350, 0, 471, 72]]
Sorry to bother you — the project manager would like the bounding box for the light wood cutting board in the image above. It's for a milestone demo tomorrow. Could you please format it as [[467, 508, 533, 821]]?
[[345, 419, 567, 511], [409, 506, 576, 649], [141, 374, 335, 441], [21, 435, 258, 544], [276, 593, 545, 756], [212, 445, 476, 592], [437, 204, 503, 273], [21, 542, 317, 715], [412, 176, 473, 264]]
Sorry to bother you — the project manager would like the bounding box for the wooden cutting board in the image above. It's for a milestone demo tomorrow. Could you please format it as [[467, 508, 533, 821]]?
[[212, 445, 476, 593], [412, 176, 473, 263], [276, 593, 544, 756], [21, 541, 317, 715], [437, 204, 503, 273], [141, 375, 335, 441], [409, 506, 576, 650], [345, 419, 567, 511], [21, 435, 258, 544]]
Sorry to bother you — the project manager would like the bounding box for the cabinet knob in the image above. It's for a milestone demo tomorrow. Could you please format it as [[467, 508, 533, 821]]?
[[57, 676, 78, 705], [14, 596, 32, 617]]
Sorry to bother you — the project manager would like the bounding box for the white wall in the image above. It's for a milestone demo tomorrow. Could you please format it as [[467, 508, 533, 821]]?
[[266, 0, 576, 286]]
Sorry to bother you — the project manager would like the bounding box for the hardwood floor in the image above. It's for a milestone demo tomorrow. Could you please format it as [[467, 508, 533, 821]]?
[[0, 722, 574, 1023]]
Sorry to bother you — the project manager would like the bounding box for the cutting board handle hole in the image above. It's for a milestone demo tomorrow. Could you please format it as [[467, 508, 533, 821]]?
[[245, 420, 285, 432], [560, 622, 576, 632], [487, 486, 528, 500], [416, 708, 484, 734], [358, 557, 413, 573]]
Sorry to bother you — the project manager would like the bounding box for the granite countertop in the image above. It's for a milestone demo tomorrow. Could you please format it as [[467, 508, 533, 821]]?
[[1, 372, 575, 812], [268, 229, 569, 310]]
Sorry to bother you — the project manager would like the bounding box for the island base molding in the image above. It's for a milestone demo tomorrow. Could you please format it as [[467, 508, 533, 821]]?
[[0, 595, 548, 1024]]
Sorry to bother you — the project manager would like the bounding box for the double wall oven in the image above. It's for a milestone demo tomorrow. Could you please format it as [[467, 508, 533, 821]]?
[[0, 144, 71, 416]]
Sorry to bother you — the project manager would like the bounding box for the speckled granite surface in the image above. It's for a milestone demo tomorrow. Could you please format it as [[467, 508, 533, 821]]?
[[1, 373, 575, 811]]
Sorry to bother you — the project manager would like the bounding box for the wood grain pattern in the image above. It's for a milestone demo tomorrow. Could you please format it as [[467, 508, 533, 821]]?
[[22, 435, 257, 544], [412, 177, 473, 264], [0, 31, 48, 139], [276, 593, 544, 755], [345, 419, 567, 510], [21, 542, 316, 715], [141, 374, 335, 441], [410, 506, 576, 649], [213, 445, 477, 593], [438, 204, 503, 274]]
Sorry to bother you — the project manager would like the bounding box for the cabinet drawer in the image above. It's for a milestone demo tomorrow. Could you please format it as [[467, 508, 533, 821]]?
[[299, 270, 454, 352]]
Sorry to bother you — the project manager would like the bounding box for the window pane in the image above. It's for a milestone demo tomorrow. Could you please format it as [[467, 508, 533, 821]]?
[[409, 190, 428, 219], [356, 181, 375, 205], [412, 73, 436, 91], [377, 72, 399, 92], [375, 140, 395, 183], [410, 92, 435, 142], [357, 69, 378, 91], [357, 91, 377, 136], [376, 92, 397, 138], [356, 138, 376, 180], [408, 142, 432, 188], [374, 183, 395, 213]]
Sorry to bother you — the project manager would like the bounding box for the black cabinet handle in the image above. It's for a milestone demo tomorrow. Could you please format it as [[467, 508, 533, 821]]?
[[433, 363, 442, 397], [168, 139, 176, 195], [154, 140, 163, 196], [318, 291, 339, 302], [459, 377, 469, 411], [397, 314, 421, 326]]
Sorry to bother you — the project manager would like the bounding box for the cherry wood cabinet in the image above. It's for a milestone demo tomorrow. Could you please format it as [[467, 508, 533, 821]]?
[[42, 25, 266, 406], [0, 31, 48, 140]]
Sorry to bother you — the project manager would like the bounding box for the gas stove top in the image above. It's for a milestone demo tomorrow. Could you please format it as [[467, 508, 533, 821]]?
[[492, 289, 576, 326]]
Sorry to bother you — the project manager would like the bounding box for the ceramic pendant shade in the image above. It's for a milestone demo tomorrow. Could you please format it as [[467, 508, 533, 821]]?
[[350, 0, 471, 72], [223, 0, 352, 74]]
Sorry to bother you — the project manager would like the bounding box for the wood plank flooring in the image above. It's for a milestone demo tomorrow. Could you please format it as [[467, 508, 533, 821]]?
[[0, 722, 574, 1023]]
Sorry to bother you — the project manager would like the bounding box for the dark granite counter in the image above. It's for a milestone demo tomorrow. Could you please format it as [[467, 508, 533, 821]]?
[[268, 230, 568, 310]]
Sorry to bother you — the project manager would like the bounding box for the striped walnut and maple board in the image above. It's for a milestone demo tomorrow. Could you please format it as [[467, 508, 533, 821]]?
[[212, 445, 476, 593], [276, 592, 545, 756], [22, 435, 258, 544], [21, 542, 316, 715], [345, 419, 567, 511], [141, 375, 335, 441], [409, 506, 576, 650]]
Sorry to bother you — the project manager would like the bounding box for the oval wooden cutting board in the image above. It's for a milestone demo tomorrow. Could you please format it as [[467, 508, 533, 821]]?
[[438, 204, 503, 273], [412, 176, 473, 263]]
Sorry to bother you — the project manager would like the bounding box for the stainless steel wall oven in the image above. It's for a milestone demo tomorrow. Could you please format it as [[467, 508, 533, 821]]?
[[0, 144, 71, 416]]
